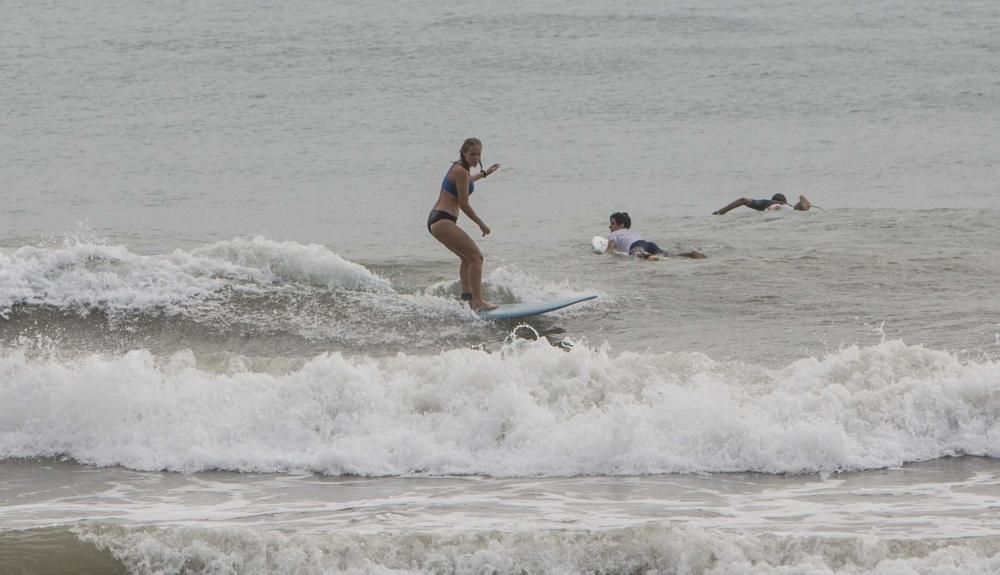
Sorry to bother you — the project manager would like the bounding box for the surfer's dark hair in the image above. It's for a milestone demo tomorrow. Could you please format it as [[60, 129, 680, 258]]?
[[610, 212, 631, 229], [458, 137, 484, 172]]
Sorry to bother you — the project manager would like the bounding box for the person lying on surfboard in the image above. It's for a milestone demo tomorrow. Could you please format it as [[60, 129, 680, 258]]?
[[426, 137, 500, 312], [712, 193, 814, 214], [604, 212, 706, 260]]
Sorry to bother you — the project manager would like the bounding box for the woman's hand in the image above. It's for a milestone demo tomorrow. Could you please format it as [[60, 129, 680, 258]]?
[[479, 222, 491, 237], [484, 164, 500, 177]]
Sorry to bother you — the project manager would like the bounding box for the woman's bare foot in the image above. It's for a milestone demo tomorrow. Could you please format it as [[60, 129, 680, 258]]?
[[471, 300, 498, 312]]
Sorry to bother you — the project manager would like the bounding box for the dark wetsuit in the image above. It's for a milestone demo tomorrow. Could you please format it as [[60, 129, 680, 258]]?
[[748, 198, 780, 211]]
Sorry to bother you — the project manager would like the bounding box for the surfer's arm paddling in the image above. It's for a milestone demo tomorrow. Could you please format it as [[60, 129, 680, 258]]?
[[602, 236, 622, 255]]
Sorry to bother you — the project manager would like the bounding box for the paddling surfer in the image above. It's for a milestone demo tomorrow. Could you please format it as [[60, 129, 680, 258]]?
[[603, 212, 706, 260]]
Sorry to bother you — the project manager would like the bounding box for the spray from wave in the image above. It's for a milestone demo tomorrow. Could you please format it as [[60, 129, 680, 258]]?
[[0, 235, 392, 319], [1, 236, 603, 356], [1, 338, 996, 476]]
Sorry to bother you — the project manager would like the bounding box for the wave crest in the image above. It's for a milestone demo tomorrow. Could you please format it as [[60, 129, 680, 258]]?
[[0, 236, 391, 318], [1, 339, 996, 476]]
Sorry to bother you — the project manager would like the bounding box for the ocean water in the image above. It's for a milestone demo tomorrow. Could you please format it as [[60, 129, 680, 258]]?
[[2, 0, 999, 573]]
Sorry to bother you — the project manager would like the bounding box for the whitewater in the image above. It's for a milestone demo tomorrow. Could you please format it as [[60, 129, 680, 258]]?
[[3, 0, 1000, 572]]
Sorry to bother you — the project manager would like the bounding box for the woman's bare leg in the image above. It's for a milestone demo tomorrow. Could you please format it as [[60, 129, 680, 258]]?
[[430, 221, 496, 311], [459, 259, 471, 295]]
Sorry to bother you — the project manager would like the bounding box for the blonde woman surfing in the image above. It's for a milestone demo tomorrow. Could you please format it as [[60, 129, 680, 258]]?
[[426, 138, 500, 312]]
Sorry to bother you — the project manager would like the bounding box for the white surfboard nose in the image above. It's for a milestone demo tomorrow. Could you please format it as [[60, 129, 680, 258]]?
[[591, 236, 608, 254]]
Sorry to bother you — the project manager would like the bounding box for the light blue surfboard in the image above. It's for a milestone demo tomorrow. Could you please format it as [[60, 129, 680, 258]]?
[[478, 294, 597, 321]]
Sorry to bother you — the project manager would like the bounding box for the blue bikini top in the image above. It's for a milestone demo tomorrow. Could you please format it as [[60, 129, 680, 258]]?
[[441, 165, 474, 197]]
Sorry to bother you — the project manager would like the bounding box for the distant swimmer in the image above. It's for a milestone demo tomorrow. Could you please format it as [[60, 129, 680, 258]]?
[[603, 212, 706, 260], [427, 137, 501, 312], [712, 194, 814, 214]]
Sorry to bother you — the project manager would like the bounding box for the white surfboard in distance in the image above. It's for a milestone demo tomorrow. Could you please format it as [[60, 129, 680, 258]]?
[[478, 294, 597, 321], [591, 235, 608, 254]]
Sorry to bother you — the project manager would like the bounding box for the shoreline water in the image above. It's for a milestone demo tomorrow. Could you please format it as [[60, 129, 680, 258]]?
[[2, 457, 999, 573]]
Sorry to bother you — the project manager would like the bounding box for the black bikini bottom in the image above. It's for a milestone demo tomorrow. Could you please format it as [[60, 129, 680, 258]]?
[[427, 209, 457, 233]]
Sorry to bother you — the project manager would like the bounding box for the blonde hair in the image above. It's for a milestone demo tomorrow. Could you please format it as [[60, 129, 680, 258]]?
[[457, 137, 484, 172]]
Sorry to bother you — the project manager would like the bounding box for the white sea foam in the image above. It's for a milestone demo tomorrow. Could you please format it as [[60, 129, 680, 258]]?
[[74, 523, 1000, 575], [0, 236, 392, 318], [422, 265, 604, 313], [486, 265, 604, 308], [190, 236, 392, 292], [1, 339, 996, 476]]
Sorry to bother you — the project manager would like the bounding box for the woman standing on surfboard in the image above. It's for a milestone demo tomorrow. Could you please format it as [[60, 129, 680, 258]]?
[[426, 138, 500, 312]]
